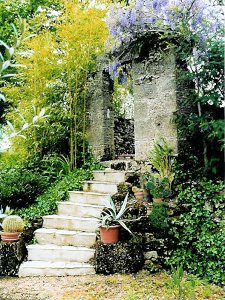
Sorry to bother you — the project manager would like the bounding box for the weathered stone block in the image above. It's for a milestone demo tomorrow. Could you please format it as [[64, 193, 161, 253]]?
[[0, 239, 27, 276], [144, 251, 158, 260], [95, 241, 144, 275]]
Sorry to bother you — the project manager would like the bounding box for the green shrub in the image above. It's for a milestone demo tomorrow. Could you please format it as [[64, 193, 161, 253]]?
[[0, 168, 48, 209], [168, 180, 225, 285], [38, 153, 71, 182], [147, 176, 172, 199], [16, 168, 91, 223], [149, 202, 168, 230]]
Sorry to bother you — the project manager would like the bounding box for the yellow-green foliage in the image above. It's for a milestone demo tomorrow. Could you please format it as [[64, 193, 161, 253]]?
[[3, 1, 108, 167], [56, 0, 108, 168], [2, 215, 25, 232]]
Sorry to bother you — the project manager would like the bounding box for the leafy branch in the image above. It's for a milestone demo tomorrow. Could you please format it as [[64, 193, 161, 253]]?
[[7, 107, 49, 140], [0, 17, 35, 102]]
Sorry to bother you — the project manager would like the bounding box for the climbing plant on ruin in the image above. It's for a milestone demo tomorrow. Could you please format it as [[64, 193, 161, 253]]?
[[105, 0, 224, 178]]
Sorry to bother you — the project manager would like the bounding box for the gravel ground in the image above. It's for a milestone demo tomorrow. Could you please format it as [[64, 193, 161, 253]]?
[[0, 272, 224, 300], [0, 275, 124, 300]]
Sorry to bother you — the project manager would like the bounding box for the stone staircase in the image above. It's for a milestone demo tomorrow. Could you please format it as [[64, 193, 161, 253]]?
[[19, 170, 130, 277]]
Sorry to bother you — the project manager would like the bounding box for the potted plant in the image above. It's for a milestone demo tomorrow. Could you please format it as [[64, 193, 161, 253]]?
[[146, 175, 172, 202], [99, 193, 133, 244], [147, 138, 175, 202], [0, 215, 25, 243], [132, 186, 145, 201], [132, 171, 150, 202], [149, 138, 175, 188]]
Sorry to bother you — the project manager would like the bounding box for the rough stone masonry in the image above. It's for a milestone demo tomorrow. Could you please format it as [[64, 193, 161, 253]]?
[[87, 35, 178, 162]]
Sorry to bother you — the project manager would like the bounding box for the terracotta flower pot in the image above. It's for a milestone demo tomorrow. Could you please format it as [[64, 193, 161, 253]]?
[[134, 190, 145, 201], [99, 225, 120, 244], [0, 232, 21, 243], [153, 198, 163, 203]]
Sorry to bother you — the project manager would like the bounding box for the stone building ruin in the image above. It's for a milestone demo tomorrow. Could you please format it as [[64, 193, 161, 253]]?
[[87, 33, 179, 162]]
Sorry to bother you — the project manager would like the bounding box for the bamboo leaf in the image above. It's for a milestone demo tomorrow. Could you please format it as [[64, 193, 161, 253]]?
[[10, 63, 27, 68], [5, 47, 14, 59], [0, 52, 4, 62], [18, 113, 26, 122], [1, 74, 17, 79], [22, 123, 29, 130], [16, 134, 26, 139], [9, 132, 17, 138], [11, 23, 18, 37], [32, 105, 37, 115], [7, 120, 15, 132], [23, 34, 36, 41], [0, 40, 10, 50], [32, 115, 39, 123], [2, 61, 10, 70], [39, 108, 45, 117]]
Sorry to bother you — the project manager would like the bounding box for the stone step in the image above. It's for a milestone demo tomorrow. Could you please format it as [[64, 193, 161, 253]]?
[[27, 244, 95, 263], [43, 215, 99, 233], [102, 160, 137, 171], [57, 202, 104, 218], [19, 261, 95, 277], [83, 181, 118, 194], [35, 228, 96, 247], [93, 170, 132, 183], [69, 191, 110, 206]]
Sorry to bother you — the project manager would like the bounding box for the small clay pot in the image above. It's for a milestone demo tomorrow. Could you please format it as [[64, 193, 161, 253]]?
[[99, 225, 120, 244], [0, 232, 21, 243], [134, 190, 145, 201], [153, 198, 163, 203]]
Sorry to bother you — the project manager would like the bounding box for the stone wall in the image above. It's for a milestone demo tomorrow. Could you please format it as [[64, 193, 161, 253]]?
[[114, 117, 135, 157], [87, 58, 115, 161], [88, 37, 179, 162], [133, 50, 178, 161]]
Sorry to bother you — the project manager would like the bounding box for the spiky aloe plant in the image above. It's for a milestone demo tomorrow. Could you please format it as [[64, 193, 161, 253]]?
[[2, 215, 25, 232], [99, 193, 133, 234]]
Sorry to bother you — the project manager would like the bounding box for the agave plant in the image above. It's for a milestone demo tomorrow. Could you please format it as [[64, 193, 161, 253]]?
[[99, 193, 133, 234]]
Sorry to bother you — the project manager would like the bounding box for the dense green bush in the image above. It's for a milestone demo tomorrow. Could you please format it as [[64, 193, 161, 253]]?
[[16, 168, 91, 223], [0, 168, 48, 209], [149, 202, 168, 230], [168, 180, 225, 285]]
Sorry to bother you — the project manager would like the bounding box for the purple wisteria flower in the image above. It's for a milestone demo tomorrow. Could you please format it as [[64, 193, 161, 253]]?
[[130, 8, 137, 25], [106, 0, 223, 45], [108, 60, 121, 79], [105, 0, 224, 77]]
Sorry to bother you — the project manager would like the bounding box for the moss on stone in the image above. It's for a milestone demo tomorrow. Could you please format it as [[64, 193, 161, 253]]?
[[95, 241, 144, 275]]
